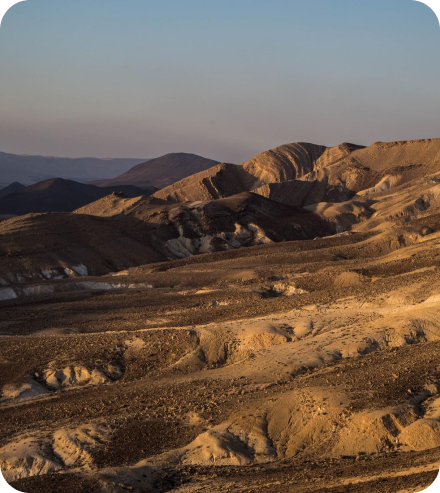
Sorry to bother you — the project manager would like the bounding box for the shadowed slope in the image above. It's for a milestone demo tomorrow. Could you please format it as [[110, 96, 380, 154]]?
[[0, 178, 157, 215], [0, 182, 25, 200], [0, 192, 333, 282]]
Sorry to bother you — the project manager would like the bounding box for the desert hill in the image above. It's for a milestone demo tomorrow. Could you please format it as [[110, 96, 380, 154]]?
[[152, 142, 361, 202], [2, 138, 440, 493], [92, 152, 220, 189], [0, 182, 25, 200], [154, 139, 440, 206], [0, 192, 332, 283], [314, 138, 440, 192], [0, 151, 145, 187], [1, 138, 440, 281], [0, 178, 157, 216], [149, 162, 249, 202]]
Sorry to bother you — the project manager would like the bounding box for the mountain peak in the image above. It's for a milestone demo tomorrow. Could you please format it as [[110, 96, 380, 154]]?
[[91, 152, 220, 189]]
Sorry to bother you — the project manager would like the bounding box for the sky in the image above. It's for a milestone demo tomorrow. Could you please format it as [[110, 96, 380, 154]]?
[[0, 0, 439, 163]]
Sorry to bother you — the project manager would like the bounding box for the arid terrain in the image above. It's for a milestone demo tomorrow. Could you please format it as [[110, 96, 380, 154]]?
[[1, 139, 440, 492]]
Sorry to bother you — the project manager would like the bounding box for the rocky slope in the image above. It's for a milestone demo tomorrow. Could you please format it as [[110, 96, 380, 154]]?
[[2, 192, 440, 492], [0, 192, 332, 285], [3, 139, 440, 493], [154, 139, 440, 207], [152, 142, 359, 202], [1, 138, 440, 286]]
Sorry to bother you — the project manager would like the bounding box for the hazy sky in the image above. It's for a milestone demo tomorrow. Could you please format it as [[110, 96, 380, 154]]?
[[0, 0, 439, 162]]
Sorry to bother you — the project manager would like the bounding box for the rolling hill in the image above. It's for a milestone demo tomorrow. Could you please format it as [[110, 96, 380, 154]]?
[[3, 138, 440, 493], [0, 182, 25, 200], [0, 178, 157, 216], [1, 138, 440, 279], [92, 152, 220, 189]]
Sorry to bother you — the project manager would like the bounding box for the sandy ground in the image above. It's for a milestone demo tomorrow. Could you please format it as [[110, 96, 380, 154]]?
[[1, 226, 440, 492], [2, 139, 440, 491]]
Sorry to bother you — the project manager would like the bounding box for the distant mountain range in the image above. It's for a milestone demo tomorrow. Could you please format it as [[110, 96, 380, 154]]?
[[92, 152, 220, 189], [0, 151, 220, 216], [0, 151, 220, 195], [0, 178, 157, 215], [0, 151, 146, 188]]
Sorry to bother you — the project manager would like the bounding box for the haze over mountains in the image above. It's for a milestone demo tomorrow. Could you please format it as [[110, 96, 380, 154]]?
[[0, 152, 219, 216], [0, 151, 146, 187], [1, 0, 439, 489]]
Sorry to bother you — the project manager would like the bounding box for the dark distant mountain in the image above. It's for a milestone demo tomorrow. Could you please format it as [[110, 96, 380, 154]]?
[[0, 151, 146, 187], [92, 153, 220, 189], [0, 182, 25, 200], [0, 178, 157, 215]]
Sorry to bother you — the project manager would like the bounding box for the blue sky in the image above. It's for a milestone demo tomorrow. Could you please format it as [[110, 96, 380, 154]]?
[[0, 0, 439, 162]]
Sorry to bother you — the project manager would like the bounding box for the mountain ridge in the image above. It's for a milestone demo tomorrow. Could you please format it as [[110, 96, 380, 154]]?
[[0, 151, 146, 187], [0, 178, 157, 216], [153, 139, 440, 205]]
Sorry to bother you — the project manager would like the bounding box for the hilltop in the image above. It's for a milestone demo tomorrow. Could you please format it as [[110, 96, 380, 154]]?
[[0, 178, 157, 215], [92, 152, 220, 189], [154, 139, 440, 205]]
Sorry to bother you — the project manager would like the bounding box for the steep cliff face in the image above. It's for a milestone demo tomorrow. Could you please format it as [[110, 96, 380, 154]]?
[[153, 163, 249, 202], [241, 142, 328, 187], [153, 143, 331, 202]]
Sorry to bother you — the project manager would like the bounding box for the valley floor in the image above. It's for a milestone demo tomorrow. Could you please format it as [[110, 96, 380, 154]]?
[[1, 229, 440, 492]]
